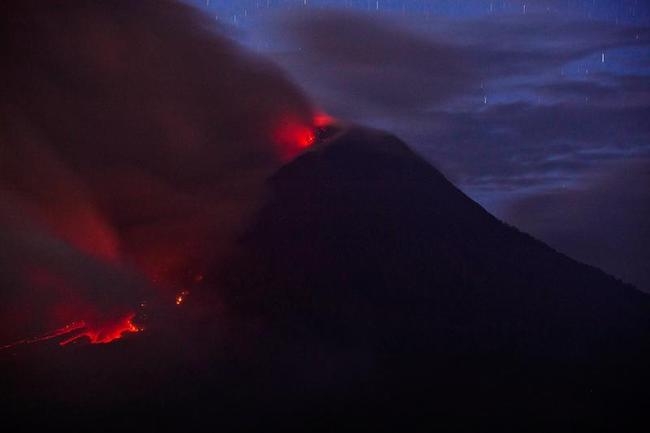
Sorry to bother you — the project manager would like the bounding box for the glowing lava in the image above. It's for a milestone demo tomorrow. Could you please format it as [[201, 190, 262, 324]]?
[[58, 313, 140, 346], [175, 290, 190, 306], [273, 117, 316, 156], [272, 112, 335, 160], [0, 321, 86, 350], [0, 313, 140, 350]]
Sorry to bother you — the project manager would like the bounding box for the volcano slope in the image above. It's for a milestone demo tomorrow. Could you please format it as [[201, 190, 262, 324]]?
[[218, 126, 650, 431], [3, 127, 650, 432]]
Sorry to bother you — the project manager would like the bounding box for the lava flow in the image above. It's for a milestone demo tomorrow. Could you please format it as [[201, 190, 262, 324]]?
[[0, 313, 140, 350], [0, 321, 86, 350], [0, 263, 204, 350], [58, 313, 141, 346]]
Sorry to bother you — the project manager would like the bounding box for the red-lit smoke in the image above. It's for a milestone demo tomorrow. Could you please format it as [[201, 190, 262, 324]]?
[[0, 0, 323, 348], [272, 113, 336, 160]]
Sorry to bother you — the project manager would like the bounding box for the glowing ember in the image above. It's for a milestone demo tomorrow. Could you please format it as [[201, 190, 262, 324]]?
[[175, 290, 190, 306]]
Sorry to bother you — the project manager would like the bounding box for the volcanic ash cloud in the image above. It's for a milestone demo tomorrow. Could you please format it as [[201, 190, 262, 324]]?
[[0, 0, 318, 345]]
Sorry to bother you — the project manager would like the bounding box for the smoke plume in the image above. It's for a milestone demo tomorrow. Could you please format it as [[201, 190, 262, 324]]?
[[0, 0, 316, 344]]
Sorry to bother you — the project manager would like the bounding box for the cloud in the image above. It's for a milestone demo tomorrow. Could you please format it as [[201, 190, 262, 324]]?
[[533, 73, 650, 107], [253, 8, 650, 289], [0, 0, 315, 343], [258, 10, 649, 114], [420, 102, 650, 184], [504, 159, 650, 292], [264, 10, 474, 117]]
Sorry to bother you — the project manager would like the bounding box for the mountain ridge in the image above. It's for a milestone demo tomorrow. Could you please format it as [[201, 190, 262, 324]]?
[[215, 125, 650, 428], [3, 126, 649, 432]]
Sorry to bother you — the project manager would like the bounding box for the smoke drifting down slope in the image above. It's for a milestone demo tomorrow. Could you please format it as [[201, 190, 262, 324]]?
[[0, 0, 321, 346], [2, 4, 649, 430]]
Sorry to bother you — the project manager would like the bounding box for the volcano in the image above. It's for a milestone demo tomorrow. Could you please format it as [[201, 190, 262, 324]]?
[[218, 126, 650, 429], [3, 126, 650, 432]]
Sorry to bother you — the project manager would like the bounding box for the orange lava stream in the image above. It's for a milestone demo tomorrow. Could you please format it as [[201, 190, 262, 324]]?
[[0, 314, 140, 350], [58, 313, 140, 346], [0, 321, 86, 350]]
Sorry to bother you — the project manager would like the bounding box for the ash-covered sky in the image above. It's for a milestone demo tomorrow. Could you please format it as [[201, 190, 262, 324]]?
[[186, 0, 650, 292]]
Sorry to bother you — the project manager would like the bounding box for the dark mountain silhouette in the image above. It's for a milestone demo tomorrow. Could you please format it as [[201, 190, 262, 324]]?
[[3, 127, 650, 432], [218, 126, 650, 431]]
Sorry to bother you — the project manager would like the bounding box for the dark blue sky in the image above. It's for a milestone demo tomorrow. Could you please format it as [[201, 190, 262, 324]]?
[[185, 1, 650, 291], [191, 0, 649, 23]]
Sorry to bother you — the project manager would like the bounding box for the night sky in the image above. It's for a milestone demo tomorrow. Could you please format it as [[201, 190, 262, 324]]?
[[184, 0, 650, 292], [2, 3, 650, 429]]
